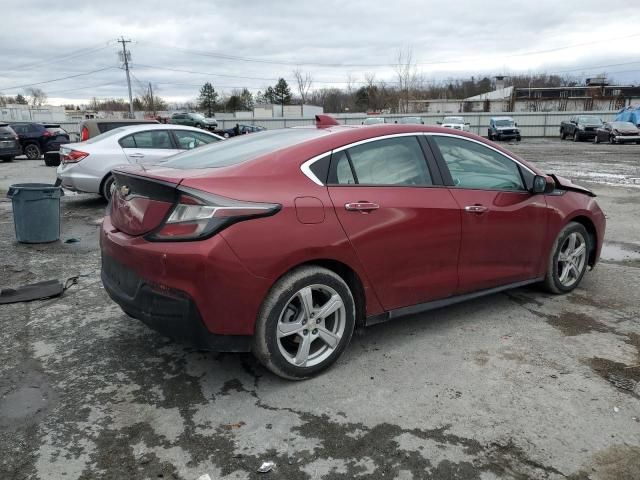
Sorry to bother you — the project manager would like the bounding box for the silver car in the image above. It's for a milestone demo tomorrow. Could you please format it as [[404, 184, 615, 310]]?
[[57, 124, 222, 199]]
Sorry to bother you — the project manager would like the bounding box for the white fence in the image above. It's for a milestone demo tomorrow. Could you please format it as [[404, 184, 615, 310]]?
[[54, 111, 619, 138]]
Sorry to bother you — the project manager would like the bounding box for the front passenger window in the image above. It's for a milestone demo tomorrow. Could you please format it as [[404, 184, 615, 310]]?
[[432, 136, 525, 191]]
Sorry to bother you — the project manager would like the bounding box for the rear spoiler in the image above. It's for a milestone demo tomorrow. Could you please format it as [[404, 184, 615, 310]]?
[[550, 174, 596, 197]]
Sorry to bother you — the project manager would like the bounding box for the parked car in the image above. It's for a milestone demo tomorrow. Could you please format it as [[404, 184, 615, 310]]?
[[593, 121, 640, 144], [488, 117, 520, 141], [57, 124, 222, 200], [397, 117, 425, 125], [362, 117, 386, 125], [10, 123, 70, 160], [219, 123, 265, 138], [100, 119, 606, 380], [170, 112, 218, 130], [439, 116, 470, 132], [79, 118, 160, 142], [0, 123, 21, 162], [560, 115, 603, 142]]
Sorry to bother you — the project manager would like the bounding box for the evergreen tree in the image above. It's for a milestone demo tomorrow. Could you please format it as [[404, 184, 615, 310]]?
[[198, 82, 218, 116]]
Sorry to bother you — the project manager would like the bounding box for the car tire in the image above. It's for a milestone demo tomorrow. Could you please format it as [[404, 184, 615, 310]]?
[[594, 135, 600, 144], [560, 129, 566, 140], [223, 132, 230, 138], [252, 265, 356, 380], [573, 131, 579, 142], [609, 135, 615, 144], [44, 153, 60, 167], [516, 135, 522, 142], [543, 222, 590, 294], [24, 143, 42, 159], [100, 174, 115, 201]]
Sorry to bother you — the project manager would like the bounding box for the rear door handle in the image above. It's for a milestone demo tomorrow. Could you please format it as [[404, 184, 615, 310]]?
[[128, 153, 145, 158], [464, 205, 488, 214], [345, 201, 379, 212]]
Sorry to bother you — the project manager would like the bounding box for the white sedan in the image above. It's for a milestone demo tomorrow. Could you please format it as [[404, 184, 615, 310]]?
[[439, 116, 470, 132], [56, 124, 223, 199]]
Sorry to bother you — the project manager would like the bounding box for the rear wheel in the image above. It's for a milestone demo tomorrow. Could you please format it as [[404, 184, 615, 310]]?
[[100, 174, 115, 201], [560, 129, 566, 140], [543, 222, 590, 294], [252, 266, 356, 380], [573, 131, 579, 142], [24, 143, 41, 159]]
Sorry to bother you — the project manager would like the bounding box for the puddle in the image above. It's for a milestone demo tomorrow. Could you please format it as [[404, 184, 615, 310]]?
[[600, 243, 640, 262]]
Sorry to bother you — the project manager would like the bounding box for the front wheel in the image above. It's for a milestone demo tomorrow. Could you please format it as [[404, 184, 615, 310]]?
[[594, 135, 600, 144], [573, 131, 580, 142], [543, 222, 590, 294], [252, 266, 356, 380], [560, 129, 566, 140]]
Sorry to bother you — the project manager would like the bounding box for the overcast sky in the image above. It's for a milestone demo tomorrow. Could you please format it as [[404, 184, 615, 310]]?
[[2, 0, 640, 106]]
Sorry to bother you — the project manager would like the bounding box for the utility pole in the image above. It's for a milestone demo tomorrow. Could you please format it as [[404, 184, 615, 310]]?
[[118, 37, 134, 119], [148, 82, 155, 115]]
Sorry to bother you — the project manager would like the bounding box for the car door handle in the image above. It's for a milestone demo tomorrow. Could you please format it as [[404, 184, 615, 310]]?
[[464, 205, 488, 214], [128, 153, 145, 158], [345, 202, 379, 212]]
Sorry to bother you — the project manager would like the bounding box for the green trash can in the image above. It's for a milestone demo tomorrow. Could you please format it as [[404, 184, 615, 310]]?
[[7, 183, 63, 243]]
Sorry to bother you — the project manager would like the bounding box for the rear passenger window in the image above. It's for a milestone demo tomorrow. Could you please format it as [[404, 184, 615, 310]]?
[[332, 136, 431, 186]]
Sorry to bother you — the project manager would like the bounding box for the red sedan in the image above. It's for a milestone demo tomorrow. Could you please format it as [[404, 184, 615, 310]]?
[[101, 116, 606, 379]]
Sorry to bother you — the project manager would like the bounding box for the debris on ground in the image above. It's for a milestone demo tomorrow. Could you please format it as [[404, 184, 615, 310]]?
[[64, 238, 80, 243], [257, 461, 275, 473], [0, 280, 64, 304]]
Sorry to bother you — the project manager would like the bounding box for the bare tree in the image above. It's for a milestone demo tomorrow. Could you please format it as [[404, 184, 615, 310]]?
[[26, 87, 47, 107], [392, 47, 419, 113], [293, 68, 313, 105]]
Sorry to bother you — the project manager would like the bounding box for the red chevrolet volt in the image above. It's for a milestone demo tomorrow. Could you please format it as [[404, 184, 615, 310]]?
[[100, 117, 606, 379]]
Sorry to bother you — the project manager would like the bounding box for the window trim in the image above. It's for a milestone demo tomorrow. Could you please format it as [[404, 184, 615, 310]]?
[[299, 132, 535, 186]]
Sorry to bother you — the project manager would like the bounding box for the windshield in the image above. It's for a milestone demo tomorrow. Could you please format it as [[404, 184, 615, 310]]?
[[363, 118, 385, 125], [191, 113, 205, 120], [577, 116, 602, 125], [399, 117, 422, 124], [443, 117, 464, 124], [163, 128, 327, 169], [82, 127, 129, 144], [494, 119, 515, 127]]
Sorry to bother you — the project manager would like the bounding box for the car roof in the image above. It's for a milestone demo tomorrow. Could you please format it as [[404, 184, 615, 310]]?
[[111, 123, 217, 134], [81, 118, 159, 126], [491, 117, 514, 120]]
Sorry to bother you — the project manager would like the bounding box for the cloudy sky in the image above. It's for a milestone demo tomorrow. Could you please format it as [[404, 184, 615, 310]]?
[[1, 0, 640, 106]]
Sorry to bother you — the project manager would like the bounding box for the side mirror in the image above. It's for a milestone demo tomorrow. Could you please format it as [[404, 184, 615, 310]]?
[[532, 175, 554, 194], [436, 121, 442, 125]]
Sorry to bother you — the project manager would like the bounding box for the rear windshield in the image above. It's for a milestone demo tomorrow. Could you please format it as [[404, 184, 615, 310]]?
[[163, 128, 326, 169], [45, 127, 67, 135], [0, 126, 15, 134], [97, 121, 156, 133]]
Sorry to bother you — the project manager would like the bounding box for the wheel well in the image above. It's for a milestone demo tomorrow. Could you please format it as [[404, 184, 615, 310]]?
[[569, 216, 598, 266], [293, 259, 367, 328], [99, 172, 114, 197]]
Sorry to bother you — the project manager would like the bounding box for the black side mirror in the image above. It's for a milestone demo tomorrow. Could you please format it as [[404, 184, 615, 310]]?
[[436, 121, 442, 125], [532, 175, 547, 194]]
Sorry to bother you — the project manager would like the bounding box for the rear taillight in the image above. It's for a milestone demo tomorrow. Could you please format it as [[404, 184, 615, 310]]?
[[145, 187, 280, 241], [62, 149, 89, 163], [80, 127, 89, 141], [42, 130, 52, 137]]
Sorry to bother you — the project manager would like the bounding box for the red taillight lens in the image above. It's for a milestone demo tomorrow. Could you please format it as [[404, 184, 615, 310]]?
[[80, 127, 89, 141], [146, 188, 281, 241], [42, 130, 52, 137], [62, 149, 89, 163]]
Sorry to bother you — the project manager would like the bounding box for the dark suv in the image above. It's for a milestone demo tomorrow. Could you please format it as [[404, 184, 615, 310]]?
[[10, 123, 70, 159], [0, 123, 21, 162]]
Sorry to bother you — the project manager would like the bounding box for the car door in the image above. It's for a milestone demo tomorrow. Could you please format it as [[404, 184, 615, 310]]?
[[429, 134, 548, 294], [327, 135, 461, 311], [119, 130, 181, 164], [171, 130, 221, 151]]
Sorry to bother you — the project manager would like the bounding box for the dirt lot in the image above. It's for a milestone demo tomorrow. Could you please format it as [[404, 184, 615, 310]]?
[[1, 138, 639, 480]]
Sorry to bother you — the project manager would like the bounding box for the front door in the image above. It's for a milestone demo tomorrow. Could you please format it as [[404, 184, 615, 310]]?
[[429, 135, 548, 294], [327, 135, 461, 311]]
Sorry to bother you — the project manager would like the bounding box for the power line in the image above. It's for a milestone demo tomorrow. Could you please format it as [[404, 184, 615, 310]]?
[[46, 80, 124, 95], [0, 66, 117, 92], [141, 33, 640, 68], [8, 42, 113, 71]]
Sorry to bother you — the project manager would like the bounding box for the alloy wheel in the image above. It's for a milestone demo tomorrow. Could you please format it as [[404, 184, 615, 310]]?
[[557, 232, 587, 288], [25, 144, 40, 159], [276, 284, 346, 368]]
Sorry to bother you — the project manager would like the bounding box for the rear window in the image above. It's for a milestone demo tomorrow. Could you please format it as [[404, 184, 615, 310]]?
[[0, 126, 15, 134], [45, 127, 67, 135], [163, 128, 326, 169], [97, 121, 157, 133]]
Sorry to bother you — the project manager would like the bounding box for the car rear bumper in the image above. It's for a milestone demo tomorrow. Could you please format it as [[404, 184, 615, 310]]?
[[0, 145, 22, 157], [100, 215, 272, 339], [56, 162, 101, 194], [101, 254, 251, 351]]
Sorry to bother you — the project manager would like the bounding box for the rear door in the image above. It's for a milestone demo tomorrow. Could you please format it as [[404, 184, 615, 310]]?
[[327, 135, 461, 311], [429, 134, 547, 294], [119, 130, 181, 164]]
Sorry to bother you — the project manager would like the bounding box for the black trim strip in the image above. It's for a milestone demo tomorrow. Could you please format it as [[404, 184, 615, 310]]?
[[365, 277, 543, 327]]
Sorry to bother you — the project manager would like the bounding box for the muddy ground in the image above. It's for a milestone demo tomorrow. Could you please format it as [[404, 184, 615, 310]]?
[[1, 138, 639, 479]]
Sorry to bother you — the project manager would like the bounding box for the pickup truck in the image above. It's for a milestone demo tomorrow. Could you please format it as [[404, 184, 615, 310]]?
[[560, 115, 603, 142]]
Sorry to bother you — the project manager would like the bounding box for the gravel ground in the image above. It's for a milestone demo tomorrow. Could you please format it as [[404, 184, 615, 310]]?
[[1, 138, 639, 480]]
